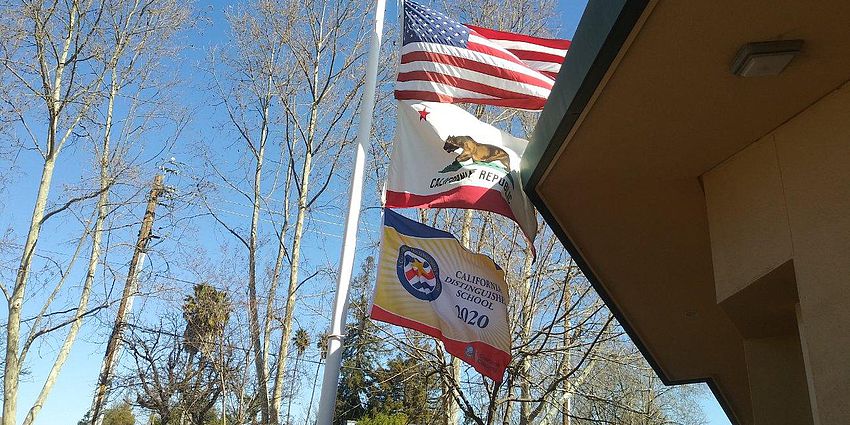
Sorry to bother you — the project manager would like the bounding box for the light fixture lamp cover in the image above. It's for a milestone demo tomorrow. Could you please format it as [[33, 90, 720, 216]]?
[[730, 39, 804, 77]]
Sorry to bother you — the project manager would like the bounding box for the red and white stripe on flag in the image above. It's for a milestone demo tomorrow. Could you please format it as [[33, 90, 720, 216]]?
[[385, 100, 538, 254], [465, 25, 570, 81], [395, 1, 570, 110]]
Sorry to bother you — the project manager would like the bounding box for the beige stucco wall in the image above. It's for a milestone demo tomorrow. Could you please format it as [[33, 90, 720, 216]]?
[[703, 82, 850, 425], [704, 138, 794, 302], [743, 333, 811, 425]]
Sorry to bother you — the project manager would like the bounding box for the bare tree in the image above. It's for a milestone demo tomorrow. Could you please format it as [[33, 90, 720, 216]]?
[[0, 0, 189, 423], [204, 1, 297, 421], [0, 2, 107, 420], [269, 1, 372, 422], [202, 1, 373, 424], [123, 316, 226, 425]]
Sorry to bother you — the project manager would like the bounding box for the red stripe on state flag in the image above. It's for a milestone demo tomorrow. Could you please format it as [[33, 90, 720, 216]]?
[[385, 186, 519, 226]]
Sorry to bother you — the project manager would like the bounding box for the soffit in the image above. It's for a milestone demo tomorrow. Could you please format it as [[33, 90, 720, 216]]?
[[536, 1, 850, 424]]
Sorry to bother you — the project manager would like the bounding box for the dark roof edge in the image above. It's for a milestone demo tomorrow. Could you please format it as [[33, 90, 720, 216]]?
[[523, 1, 740, 423], [532, 199, 740, 424]]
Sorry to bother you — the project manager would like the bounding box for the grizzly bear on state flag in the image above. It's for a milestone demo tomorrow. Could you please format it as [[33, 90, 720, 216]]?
[[442, 135, 511, 170]]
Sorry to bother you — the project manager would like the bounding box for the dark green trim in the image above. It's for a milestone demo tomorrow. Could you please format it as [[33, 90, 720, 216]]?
[[523, 1, 739, 423], [522, 0, 649, 188]]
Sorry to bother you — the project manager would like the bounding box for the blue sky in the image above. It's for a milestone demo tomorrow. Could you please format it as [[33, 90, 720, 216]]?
[[2, 0, 730, 424]]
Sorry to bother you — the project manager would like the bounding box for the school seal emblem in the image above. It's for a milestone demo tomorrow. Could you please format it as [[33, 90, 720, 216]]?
[[396, 245, 442, 301]]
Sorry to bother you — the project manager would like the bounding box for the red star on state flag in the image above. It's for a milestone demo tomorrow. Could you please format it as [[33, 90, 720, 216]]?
[[418, 107, 429, 121]]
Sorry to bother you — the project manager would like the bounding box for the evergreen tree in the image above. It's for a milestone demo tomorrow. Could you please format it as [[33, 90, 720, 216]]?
[[366, 355, 439, 425], [334, 256, 379, 424], [103, 403, 136, 425], [357, 412, 409, 425], [333, 259, 441, 425], [78, 403, 135, 425]]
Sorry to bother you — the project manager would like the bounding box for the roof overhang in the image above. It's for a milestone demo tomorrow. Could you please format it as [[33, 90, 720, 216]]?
[[522, 1, 850, 423]]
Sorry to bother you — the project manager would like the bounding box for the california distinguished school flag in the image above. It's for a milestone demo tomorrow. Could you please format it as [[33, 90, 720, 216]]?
[[385, 100, 537, 249], [370, 209, 511, 382]]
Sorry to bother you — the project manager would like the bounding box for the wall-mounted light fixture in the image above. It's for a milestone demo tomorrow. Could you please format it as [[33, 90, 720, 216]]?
[[730, 40, 804, 77]]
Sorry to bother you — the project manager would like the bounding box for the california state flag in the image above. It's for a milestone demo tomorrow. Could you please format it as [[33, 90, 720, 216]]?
[[386, 100, 537, 247]]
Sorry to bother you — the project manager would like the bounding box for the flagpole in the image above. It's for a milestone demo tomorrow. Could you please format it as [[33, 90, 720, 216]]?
[[315, 0, 386, 423]]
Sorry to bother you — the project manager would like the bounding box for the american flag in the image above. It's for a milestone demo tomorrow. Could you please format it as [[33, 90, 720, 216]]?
[[395, 1, 570, 110]]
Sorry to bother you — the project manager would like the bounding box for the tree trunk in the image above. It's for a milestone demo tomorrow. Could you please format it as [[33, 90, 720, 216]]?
[[518, 250, 534, 425], [270, 106, 315, 422], [486, 380, 501, 425], [247, 100, 272, 424], [2, 3, 80, 419], [285, 354, 301, 425], [2, 152, 57, 425], [27, 72, 120, 425], [270, 50, 321, 422], [305, 356, 322, 425], [561, 300, 572, 425], [263, 160, 292, 383], [502, 375, 514, 425], [221, 336, 227, 425]]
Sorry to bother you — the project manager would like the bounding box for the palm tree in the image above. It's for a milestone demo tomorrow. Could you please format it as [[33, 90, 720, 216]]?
[[293, 329, 310, 358], [182, 283, 231, 359], [182, 283, 232, 424], [284, 328, 310, 425]]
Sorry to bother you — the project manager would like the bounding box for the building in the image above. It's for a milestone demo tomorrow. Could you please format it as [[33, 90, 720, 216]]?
[[521, 1, 850, 424]]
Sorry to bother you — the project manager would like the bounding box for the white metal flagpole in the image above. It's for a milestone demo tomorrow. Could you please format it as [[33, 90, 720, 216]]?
[[315, 0, 386, 422]]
